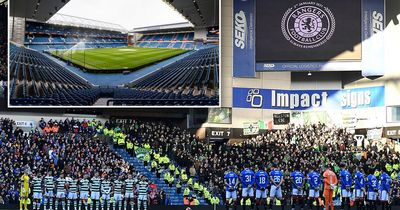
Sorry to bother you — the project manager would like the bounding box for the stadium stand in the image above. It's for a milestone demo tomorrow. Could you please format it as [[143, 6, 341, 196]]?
[[25, 21, 127, 52], [9, 43, 95, 105], [3, 113, 400, 209], [9, 43, 219, 106], [136, 32, 195, 49], [123, 46, 219, 106], [110, 122, 400, 209], [9, 1, 220, 106], [0, 117, 211, 208]]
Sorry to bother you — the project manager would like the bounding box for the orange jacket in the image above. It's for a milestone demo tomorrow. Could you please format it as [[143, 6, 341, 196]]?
[[44, 126, 51, 133], [183, 198, 190, 205], [52, 126, 59, 133], [323, 169, 338, 190]]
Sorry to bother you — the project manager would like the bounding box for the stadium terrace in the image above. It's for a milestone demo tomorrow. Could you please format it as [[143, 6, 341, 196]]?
[[9, 0, 219, 106]]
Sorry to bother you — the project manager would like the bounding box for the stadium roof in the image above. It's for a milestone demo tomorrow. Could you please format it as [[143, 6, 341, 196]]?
[[10, 0, 70, 21], [132, 22, 194, 33], [47, 14, 127, 33], [163, 0, 219, 27]]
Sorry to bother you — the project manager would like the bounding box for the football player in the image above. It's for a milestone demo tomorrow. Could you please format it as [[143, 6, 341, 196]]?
[[224, 166, 239, 210], [240, 165, 255, 210], [269, 163, 284, 210], [255, 166, 269, 210], [290, 166, 305, 210], [366, 170, 378, 210], [307, 167, 322, 210], [339, 163, 352, 210], [32, 172, 43, 210], [354, 167, 366, 210]]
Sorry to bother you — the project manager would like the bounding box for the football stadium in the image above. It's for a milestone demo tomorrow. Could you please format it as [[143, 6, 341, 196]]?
[[2, 0, 400, 210], [8, 0, 219, 106]]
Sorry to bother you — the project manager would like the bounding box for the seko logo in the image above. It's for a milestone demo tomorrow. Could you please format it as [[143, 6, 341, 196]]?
[[234, 10, 247, 49]]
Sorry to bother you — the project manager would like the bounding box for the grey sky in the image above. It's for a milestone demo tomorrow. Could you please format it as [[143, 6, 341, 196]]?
[[53, 0, 189, 30]]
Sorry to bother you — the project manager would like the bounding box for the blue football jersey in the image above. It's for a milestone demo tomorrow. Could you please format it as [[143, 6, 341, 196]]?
[[380, 172, 391, 191], [307, 171, 322, 189], [224, 171, 238, 191], [367, 174, 378, 192], [240, 168, 255, 187], [354, 171, 365, 190], [270, 169, 284, 185], [255, 170, 269, 190], [340, 169, 352, 189], [290, 171, 304, 189]]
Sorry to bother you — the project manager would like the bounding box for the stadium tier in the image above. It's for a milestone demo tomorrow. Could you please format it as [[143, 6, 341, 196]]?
[[9, 43, 95, 105], [129, 46, 219, 102], [26, 21, 126, 38], [25, 21, 127, 51], [136, 32, 196, 50], [0, 117, 214, 208], [3, 115, 400, 209]]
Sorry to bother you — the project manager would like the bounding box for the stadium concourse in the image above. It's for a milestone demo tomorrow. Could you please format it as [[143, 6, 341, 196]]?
[[9, 0, 220, 107]]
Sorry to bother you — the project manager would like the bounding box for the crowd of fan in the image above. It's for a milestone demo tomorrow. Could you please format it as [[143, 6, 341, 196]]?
[[0, 117, 162, 205], [2, 116, 400, 206], [203, 124, 400, 196], [112, 119, 216, 191], [125, 122, 400, 202]]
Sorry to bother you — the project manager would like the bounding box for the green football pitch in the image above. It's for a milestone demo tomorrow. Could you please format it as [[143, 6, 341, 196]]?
[[51, 47, 188, 71]]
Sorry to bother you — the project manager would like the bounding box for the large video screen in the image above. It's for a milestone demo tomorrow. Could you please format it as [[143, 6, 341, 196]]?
[[256, 0, 361, 62], [207, 108, 232, 124]]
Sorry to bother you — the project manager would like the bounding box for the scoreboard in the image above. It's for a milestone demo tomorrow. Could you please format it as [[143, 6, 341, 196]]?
[[233, 0, 386, 77]]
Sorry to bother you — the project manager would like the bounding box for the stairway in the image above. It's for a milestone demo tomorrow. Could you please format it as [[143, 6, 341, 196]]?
[[112, 147, 207, 205]]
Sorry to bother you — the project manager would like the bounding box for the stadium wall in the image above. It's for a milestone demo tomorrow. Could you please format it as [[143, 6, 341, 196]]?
[[219, 0, 291, 128], [342, 9, 400, 127], [214, 0, 400, 130], [291, 72, 343, 90]]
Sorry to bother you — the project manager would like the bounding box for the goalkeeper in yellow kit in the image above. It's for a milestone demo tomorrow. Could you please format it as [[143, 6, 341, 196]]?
[[20, 170, 30, 210]]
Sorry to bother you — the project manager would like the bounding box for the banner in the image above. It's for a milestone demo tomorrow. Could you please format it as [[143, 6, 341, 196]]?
[[233, 86, 385, 110], [243, 122, 259, 135], [367, 128, 383, 140], [361, 0, 385, 76], [273, 113, 290, 125], [135, 147, 151, 159], [233, 0, 256, 77]]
